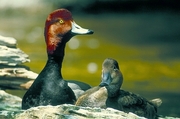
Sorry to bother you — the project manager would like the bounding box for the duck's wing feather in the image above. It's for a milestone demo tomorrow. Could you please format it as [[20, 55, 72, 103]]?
[[67, 80, 91, 91], [118, 90, 158, 119], [118, 90, 147, 106]]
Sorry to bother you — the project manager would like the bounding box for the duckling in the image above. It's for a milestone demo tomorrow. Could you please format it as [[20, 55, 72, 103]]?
[[76, 58, 162, 119], [75, 58, 123, 108]]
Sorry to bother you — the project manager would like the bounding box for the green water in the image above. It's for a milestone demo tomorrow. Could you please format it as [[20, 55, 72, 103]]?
[[1, 8, 180, 117]]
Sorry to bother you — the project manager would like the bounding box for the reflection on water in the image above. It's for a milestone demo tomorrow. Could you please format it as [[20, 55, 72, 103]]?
[[1, 9, 180, 117], [87, 62, 98, 73], [68, 38, 80, 50]]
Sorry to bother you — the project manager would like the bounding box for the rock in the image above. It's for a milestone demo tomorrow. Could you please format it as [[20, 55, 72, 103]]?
[[13, 104, 179, 119], [0, 67, 37, 80], [0, 90, 22, 119], [0, 35, 38, 90], [0, 35, 30, 66], [15, 104, 146, 119], [0, 90, 21, 111], [0, 34, 30, 66], [0, 67, 38, 89], [0, 45, 30, 66], [0, 35, 16, 48]]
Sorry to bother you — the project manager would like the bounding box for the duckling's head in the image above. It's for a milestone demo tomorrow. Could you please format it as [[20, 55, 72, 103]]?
[[99, 58, 123, 89], [44, 9, 93, 54]]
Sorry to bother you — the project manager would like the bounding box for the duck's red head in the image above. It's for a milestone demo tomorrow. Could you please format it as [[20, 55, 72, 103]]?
[[44, 9, 93, 54]]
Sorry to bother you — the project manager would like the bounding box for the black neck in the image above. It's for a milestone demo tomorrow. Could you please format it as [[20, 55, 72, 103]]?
[[106, 71, 123, 97], [106, 83, 120, 98], [47, 55, 63, 78], [44, 31, 73, 79]]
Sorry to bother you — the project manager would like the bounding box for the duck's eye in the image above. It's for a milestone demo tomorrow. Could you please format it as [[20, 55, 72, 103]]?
[[59, 19, 64, 24]]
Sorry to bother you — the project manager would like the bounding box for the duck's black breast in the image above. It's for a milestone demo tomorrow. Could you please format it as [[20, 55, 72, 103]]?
[[40, 77, 75, 105], [22, 61, 76, 109]]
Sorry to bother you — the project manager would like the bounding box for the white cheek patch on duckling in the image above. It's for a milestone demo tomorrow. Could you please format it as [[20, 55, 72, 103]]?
[[71, 21, 90, 34]]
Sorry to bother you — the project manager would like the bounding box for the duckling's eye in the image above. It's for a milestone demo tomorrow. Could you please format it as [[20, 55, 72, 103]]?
[[113, 66, 117, 71], [59, 19, 64, 24]]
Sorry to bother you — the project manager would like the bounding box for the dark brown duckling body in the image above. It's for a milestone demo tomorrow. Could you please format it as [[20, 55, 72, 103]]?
[[106, 89, 160, 119], [76, 58, 162, 119], [22, 9, 93, 110]]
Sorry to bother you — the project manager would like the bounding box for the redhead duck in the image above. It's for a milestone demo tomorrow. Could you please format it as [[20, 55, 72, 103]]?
[[22, 9, 93, 109], [76, 58, 162, 119]]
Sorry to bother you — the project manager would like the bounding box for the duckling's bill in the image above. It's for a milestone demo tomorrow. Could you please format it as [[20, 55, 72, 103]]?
[[71, 21, 93, 35], [99, 72, 112, 87]]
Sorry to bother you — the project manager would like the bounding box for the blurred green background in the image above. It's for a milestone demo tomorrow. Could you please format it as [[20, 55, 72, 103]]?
[[0, 0, 180, 117]]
